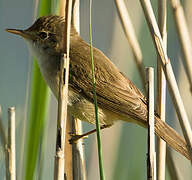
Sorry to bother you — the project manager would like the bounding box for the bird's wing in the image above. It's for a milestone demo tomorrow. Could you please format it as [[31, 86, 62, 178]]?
[[69, 38, 148, 125], [69, 38, 190, 160]]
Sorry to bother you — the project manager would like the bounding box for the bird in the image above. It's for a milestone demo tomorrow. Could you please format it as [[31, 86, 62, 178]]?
[[6, 15, 190, 160]]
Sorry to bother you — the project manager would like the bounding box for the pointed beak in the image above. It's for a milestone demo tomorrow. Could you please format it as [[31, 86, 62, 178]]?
[[6, 29, 32, 39]]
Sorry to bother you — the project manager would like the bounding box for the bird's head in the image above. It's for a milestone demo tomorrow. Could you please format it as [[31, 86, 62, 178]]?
[[6, 15, 67, 57]]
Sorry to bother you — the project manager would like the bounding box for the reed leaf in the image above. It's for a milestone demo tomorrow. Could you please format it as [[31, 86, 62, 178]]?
[[25, 0, 52, 179]]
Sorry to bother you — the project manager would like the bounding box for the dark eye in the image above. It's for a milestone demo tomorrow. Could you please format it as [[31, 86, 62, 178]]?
[[39, 31, 47, 39]]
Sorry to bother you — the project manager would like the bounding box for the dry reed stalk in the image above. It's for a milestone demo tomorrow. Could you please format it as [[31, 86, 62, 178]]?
[[146, 67, 156, 180], [54, 0, 73, 179], [139, 0, 192, 162], [115, 0, 146, 93], [71, 0, 86, 179], [58, 0, 74, 178], [8, 107, 16, 180], [71, 118, 86, 179], [59, 0, 66, 17], [72, 0, 80, 30], [156, 1, 167, 180], [64, 114, 73, 180], [0, 106, 9, 179], [169, 0, 192, 94]]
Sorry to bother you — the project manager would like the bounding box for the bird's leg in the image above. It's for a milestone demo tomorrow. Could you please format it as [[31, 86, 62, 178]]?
[[69, 124, 111, 144]]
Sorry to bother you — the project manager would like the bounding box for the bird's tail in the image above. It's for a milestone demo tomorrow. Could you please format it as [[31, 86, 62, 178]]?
[[155, 116, 190, 160]]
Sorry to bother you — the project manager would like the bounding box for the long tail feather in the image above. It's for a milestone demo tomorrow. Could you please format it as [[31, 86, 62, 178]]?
[[155, 116, 190, 160]]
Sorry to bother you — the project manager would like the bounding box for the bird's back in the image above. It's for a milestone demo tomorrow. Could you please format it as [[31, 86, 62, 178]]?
[[69, 34, 148, 126]]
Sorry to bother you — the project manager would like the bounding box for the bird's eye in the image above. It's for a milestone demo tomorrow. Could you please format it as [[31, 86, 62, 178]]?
[[39, 31, 48, 39]]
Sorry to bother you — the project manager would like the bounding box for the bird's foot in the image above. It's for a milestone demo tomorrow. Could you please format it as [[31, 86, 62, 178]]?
[[69, 133, 88, 144], [69, 124, 112, 144]]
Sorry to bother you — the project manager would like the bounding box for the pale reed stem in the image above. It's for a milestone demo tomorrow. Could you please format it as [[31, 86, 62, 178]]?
[[169, 0, 192, 94], [156, 1, 167, 180], [146, 67, 156, 180], [72, 0, 86, 179], [139, 0, 192, 162], [54, 0, 73, 179], [8, 107, 16, 180], [115, 0, 146, 93]]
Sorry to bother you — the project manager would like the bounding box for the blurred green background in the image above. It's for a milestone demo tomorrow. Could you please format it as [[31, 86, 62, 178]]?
[[0, 0, 192, 179]]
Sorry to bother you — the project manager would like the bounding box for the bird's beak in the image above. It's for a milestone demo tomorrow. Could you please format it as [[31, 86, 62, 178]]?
[[6, 29, 32, 39]]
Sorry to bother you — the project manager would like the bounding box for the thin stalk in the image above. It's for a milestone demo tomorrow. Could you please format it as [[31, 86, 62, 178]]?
[[139, 0, 192, 162], [8, 107, 16, 180], [115, 0, 146, 93], [89, 0, 105, 179], [71, 118, 86, 179], [71, 0, 86, 179], [0, 106, 9, 179], [59, 0, 66, 17], [54, 0, 72, 179], [146, 67, 156, 180], [156, 1, 167, 180], [58, 0, 73, 178], [64, 114, 73, 180], [169, 0, 192, 94], [72, 0, 80, 31]]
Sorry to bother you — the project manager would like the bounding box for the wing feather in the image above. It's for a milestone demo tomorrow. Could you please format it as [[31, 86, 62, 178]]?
[[69, 37, 148, 125]]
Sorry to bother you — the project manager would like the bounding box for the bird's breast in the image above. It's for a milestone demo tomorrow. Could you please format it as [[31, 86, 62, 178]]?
[[67, 88, 117, 126], [28, 42, 121, 126]]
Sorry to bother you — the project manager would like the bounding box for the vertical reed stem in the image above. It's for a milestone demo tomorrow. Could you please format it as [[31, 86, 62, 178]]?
[[54, 1, 73, 179], [146, 67, 156, 180], [8, 107, 16, 180], [156, 1, 167, 179], [169, 0, 192, 94], [72, 0, 86, 179], [115, 0, 146, 93], [139, 0, 192, 162]]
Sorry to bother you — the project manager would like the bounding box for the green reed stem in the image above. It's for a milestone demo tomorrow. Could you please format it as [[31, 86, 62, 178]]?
[[89, 0, 105, 179]]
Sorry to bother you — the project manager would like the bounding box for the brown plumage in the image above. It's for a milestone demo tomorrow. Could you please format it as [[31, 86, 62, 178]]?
[[6, 15, 190, 160]]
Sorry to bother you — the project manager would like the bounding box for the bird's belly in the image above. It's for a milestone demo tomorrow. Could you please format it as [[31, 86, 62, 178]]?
[[67, 89, 119, 126], [35, 58, 122, 125]]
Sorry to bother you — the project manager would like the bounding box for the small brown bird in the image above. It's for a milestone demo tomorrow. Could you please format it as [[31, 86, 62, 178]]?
[[6, 15, 190, 159]]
